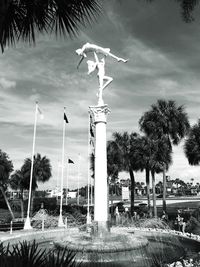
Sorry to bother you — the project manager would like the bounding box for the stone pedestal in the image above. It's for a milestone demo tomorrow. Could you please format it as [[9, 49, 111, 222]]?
[[89, 104, 110, 235]]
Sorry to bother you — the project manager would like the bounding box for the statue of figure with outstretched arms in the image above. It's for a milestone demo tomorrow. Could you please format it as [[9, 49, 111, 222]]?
[[76, 43, 128, 106]]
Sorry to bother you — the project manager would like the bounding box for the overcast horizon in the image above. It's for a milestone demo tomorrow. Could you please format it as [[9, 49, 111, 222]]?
[[1, 0, 200, 190]]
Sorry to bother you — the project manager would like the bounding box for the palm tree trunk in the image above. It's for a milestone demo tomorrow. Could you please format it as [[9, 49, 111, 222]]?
[[20, 189, 24, 219], [151, 170, 157, 218], [30, 190, 35, 217], [110, 184, 114, 219], [162, 164, 167, 212], [129, 168, 135, 216], [145, 167, 151, 211], [0, 186, 15, 220]]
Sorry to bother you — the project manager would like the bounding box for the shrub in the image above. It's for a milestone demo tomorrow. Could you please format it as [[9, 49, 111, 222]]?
[[0, 240, 78, 267]]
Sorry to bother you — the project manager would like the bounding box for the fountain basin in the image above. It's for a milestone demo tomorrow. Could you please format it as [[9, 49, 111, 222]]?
[[53, 227, 188, 266], [1, 227, 199, 266], [54, 231, 154, 267]]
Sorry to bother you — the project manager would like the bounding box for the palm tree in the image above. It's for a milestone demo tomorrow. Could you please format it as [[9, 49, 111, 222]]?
[[107, 140, 123, 217], [139, 99, 190, 212], [0, 149, 14, 219], [107, 140, 123, 181], [9, 169, 29, 219], [22, 153, 52, 186], [184, 119, 200, 166], [131, 135, 152, 212], [1, 0, 199, 53], [21, 153, 52, 215], [0, 0, 102, 52], [110, 132, 140, 215], [132, 135, 172, 216], [152, 137, 172, 217]]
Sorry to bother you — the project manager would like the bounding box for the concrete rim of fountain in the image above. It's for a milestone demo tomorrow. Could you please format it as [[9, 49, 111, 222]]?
[[54, 231, 149, 253]]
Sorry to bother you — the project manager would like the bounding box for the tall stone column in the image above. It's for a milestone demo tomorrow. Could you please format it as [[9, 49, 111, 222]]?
[[89, 104, 110, 235]]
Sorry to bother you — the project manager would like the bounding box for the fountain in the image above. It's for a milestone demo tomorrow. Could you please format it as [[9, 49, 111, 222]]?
[[1, 43, 199, 267], [53, 43, 187, 266]]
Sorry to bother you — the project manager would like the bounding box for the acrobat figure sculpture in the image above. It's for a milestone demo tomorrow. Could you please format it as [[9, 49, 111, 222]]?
[[87, 53, 113, 106], [76, 43, 128, 106]]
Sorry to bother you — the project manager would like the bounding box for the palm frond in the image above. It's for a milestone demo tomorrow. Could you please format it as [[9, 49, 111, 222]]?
[[139, 99, 190, 145], [0, 0, 102, 52], [184, 119, 200, 165]]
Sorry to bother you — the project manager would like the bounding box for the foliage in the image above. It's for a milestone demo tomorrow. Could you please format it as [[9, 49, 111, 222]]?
[[47, 247, 77, 267], [108, 132, 140, 215], [9, 169, 29, 195], [139, 217, 170, 229], [132, 135, 172, 174], [21, 153, 52, 190], [139, 99, 190, 213], [0, 150, 13, 189], [184, 119, 200, 165], [0, 150, 14, 219], [107, 140, 123, 180], [0, 240, 77, 267], [1, 0, 200, 53], [139, 99, 190, 145], [112, 132, 139, 172], [91, 137, 126, 181], [31, 197, 57, 213], [186, 216, 200, 235], [0, 0, 102, 52]]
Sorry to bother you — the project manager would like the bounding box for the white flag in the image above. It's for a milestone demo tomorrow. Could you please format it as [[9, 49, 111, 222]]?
[[37, 105, 44, 119]]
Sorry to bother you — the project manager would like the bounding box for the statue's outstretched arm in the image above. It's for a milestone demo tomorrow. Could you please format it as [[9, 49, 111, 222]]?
[[107, 51, 128, 63]]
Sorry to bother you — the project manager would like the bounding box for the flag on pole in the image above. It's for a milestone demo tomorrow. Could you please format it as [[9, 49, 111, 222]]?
[[64, 112, 69, 123], [37, 104, 44, 119], [68, 158, 74, 164]]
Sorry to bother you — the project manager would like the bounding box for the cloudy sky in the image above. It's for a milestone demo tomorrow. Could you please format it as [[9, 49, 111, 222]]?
[[1, 0, 200, 190]]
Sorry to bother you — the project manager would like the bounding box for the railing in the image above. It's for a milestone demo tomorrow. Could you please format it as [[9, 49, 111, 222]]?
[[0, 222, 24, 232]]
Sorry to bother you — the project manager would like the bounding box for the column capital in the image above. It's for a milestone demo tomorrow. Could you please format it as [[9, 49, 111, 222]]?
[[89, 104, 110, 123]]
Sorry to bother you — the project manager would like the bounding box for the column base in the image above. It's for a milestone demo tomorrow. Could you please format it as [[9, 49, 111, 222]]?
[[93, 221, 110, 237]]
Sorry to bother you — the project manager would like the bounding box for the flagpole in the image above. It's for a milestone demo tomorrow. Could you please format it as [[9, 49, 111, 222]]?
[[66, 160, 69, 205], [87, 112, 91, 224], [58, 107, 66, 227], [56, 161, 60, 202], [77, 154, 80, 205], [24, 102, 38, 230]]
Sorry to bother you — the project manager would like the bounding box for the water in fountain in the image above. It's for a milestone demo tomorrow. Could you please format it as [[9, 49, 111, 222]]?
[[53, 218, 186, 267], [54, 228, 154, 266]]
